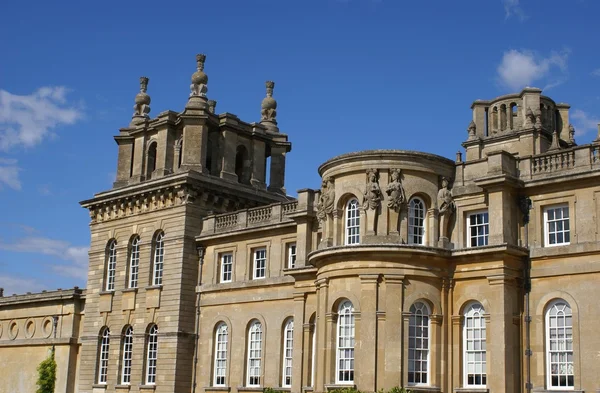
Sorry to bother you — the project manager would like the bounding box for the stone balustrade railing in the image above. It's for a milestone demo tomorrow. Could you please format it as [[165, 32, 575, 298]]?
[[518, 144, 600, 179]]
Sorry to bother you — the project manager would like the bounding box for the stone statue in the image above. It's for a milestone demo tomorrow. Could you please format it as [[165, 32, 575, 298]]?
[[261, 81, 277, 123], [534, 108, 542, 130], [190, 54, 208, 98], [568, 124, 576, 145], [133, 76, 151, 118], [363, 169, 382, 211], [437, 177, 455, 216], [208, 100, 217, 114], [525, 108, 535, 128], [385, 169, 406, 212], [316, 177, 335, 222], [467, 120, 476, 139]]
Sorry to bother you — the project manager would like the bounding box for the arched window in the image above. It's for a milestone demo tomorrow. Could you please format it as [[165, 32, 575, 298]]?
[[146, 141, 157, 180], [214, 323, 228, 387], [282, 318, 294, 387], [345, 199, 360, 245], [247, 321, 263, 387], [152, 232, 165, 286], [336, 300, 355, 384], [105, 240, 117, 291], [98, 327, 110, 384], [463, 303, 486, 388], [408, 198, 426, 245], [546, 300, 574, 389], [146, 324, 159, 385], [128, 236, 140, 288], [309, 314, 316, 387], [121, 326, 133, 385], [408, 302, 430, 385]]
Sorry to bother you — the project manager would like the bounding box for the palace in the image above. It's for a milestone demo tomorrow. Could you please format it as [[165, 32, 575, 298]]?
[[2, 54, 600, 393]]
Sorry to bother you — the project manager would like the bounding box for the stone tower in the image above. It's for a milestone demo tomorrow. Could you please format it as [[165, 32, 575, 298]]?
[[78, 55, 292, 393]]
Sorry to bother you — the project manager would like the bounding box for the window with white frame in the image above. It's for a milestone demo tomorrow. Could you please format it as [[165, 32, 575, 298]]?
[[98, 327, 110, 384], [247, 321, 263, 387], [220, 253, 233, 283], [121, 326, 133, 385], [408, 302, 430, 385], [310, 320, 316, 387], [287, 243, 297, 269], [253, 248, 266, 279], [345, 199, 360, 245], [214, 323, 228, 386], [467, 211, 489, 247], [463, 303, 486, 387], [408, 198, 426, 245], [544, 205, 570, 247], [152, 232, 165, 286], [129, 236, 140, 288], [546, 300, 574, 389], [106, 240, 117, 291], [146, 324, 158, 385], [282, 318, 294, 387], [336, 300, 355, 384]]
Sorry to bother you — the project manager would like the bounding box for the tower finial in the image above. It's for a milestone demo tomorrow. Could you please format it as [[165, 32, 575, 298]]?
[[132, 76, 151, 124], [190, 53, 208, 99], [260, 80, 278, 129]]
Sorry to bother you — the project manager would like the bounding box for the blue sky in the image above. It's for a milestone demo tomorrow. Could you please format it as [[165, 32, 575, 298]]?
[[1, 0, 599, 295]]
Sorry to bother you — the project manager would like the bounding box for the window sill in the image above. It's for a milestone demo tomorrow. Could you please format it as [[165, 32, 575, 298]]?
[[302, 388, 314, 393], [115, 385, 131, 391], [121, 288, 138, 293], [237, 387, 263, 392], [145, 285, 163, 290], [204, 387, 231, 392], [139, 385, 156, 390], [454, 388, 488, 393], [91, 384, 107, 389], [99, 290, 115, 295], [325, 384, 356, 391]]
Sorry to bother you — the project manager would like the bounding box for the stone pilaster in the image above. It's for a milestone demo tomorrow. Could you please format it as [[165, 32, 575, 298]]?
[[358, 274, 379, 392]]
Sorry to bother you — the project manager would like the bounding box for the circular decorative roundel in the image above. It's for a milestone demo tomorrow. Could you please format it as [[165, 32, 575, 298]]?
[[41, 317, 54, 338], [24, 318, 36, 339], [8, 320, 19, 340]]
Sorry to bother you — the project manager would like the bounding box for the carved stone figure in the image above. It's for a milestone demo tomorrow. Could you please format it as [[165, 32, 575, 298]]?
[[467, 120, 477, 140], [133, 76, 151, 118], [534, 108, 542, 130], [261, 81, 277, 123], [385, 169, 406, 212], [363, 169, 382, 210], [437, 177, 455, 216], [568, 124, 576, 145], [190, 54, 208, 98], [316, 177, 335, 222], [525, 108, 535, 128], [208, 100, 217, 114]]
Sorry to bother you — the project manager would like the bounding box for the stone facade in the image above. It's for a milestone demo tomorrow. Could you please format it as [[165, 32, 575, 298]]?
[[2, 57, 600, 393]]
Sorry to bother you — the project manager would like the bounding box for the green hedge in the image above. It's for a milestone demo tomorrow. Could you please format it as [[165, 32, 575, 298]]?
[[36, 348, 57, 393]]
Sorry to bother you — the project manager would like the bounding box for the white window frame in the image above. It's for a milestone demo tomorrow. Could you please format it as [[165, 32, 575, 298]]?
[[345, 199, 360, 245], [544, 205, 570, 247], [408, 197, 426, 245], [247, 321, 263, 387], [311, 321, 316, 387], [152, 233, 165, 286], [98, 328, 110, 384], [106, 240, 117, 291], [546, 300, 574, 390], [128, 237, 140, 288], [214, 323, 228, 387], [336, 300, 355, 384], [121, 326, 133, 385], [253, 248, 266, 280], [220, 253, 233, 283], [467, 211, 489, 247], [463, 302, 486, 388], [287, 243, 297, 269], [146, 325, 158, 385], [408, 302, 430, 386], [282, 318, 294, 387]]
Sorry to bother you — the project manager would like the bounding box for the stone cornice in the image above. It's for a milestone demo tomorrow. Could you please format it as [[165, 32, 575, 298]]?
[[0, 287, 85, 305]]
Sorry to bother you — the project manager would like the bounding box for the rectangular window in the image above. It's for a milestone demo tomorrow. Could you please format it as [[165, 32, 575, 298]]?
[[253, 248, 266, 279], [220, 253, 233, 283], [544, 205, 570, 247], [287, 243, 296, 269], [467, 211, 489, 247]]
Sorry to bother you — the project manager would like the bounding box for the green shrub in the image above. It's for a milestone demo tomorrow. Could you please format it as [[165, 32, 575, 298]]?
[[36, 348, 57, 393]]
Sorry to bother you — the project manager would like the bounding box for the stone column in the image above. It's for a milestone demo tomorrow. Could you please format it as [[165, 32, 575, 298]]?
[[180, 115, 209, 174], [451, 314, 463, 390], [154, 126, 174, 177], [358, 274, 379, 392], [315, 278, 329, 391], [220, 129, 239, 182], [268, 146, 287, 194], [292, 293, 306, 393], [130, 134, 147, 183], [302, 321, 312, 389], [430, 314, 443, 388], [428, 208, 439, 248], [399, 206, 408, 244], [114, 134, 134, 187], [251, 139, 267, 190]]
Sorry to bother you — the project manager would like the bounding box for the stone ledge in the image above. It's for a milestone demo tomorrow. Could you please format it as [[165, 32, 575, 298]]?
[[138, 385, 156, 391], [408, 386, 441, 393], [203, 387, 231, 392], [237, 387, 263, 392], [115, 385, 131, 391], [324, 384, 356, 391], [454, 389, 488, 393]]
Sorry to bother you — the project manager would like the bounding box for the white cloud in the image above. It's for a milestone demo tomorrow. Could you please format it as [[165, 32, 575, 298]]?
[[591, 69, 600, 77], [503, 0, 527, 21], [571, 109, 600, 136], [0, 236, 89, 280], [0, 87, 83, 151], [0, 274, 42, 296], [497, 49, 569, 91], [0, 158, 21, 190]]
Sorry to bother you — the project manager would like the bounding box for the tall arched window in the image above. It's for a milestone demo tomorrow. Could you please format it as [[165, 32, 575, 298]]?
[[105, 240, 117, 291], [345, 199, 360, 245], [247, 321, 263, 387], [408, 198, 426, 245], [546, 300, 574, 389], [128, 236, 140, 288], [463, 303, 486, 388], [146, 324, 158, 385], [146, 141, 157, 179], [214, 323, 228, 387], [98, 327, 110, 384], [309, 314, 316, 387], [282, 318, 294, 387], [336, 300, 355, 384], [152, 232, 165, 286], [121, 326, 133, 385], [408, 302, 430, 385]]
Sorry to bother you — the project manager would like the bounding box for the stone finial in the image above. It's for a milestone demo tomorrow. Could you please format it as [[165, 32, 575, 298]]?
[[208, 100, 217, 114], [132, 76, 151, 122], [456, 151, 463, 163], [261, 80, 278, 124], [568, 124, 576, 145], [190, 53, 208, 98], [525, 107, 535, 128], [467, 120, 477, 140], [548, 130, 561, 151], [534, 108, 542, 130]]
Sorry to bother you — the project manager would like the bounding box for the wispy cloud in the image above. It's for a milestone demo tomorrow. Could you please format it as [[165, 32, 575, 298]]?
[[0, 86, 83, 151], [0, 158, 21, 190], [591, 68, 600, 77], [0, 236, 89, 280], [503, 0, 527, 21], [571, 109, 600, 136], [497, 49, 569, 91], [0, 274, 43, 296]]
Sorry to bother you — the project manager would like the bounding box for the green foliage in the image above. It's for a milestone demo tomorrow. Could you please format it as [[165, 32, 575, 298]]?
[[330, 387, 411, 393], [36, 348, 57, 393]]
